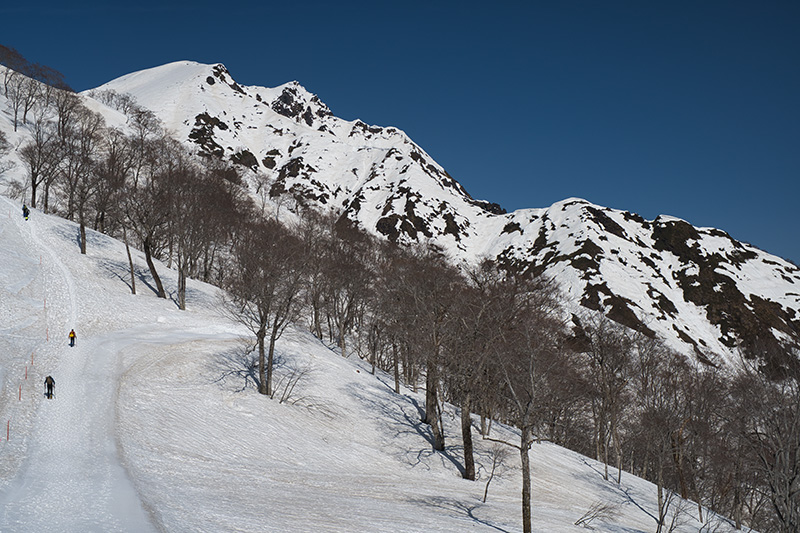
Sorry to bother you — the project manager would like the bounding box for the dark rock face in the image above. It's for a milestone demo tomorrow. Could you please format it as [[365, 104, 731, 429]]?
[[189, 113, 228, 157], [270, 84, 333, 127], [272, 87, 305, 120], [211, 64, 245, 94], [230, 149, 258, 172]]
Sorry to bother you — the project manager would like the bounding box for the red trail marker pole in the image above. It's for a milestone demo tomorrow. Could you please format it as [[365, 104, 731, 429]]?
[[18, 384, 21, 401]]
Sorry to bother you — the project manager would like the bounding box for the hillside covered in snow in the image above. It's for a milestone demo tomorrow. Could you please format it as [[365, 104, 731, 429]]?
[[0, 194, 740, 532]]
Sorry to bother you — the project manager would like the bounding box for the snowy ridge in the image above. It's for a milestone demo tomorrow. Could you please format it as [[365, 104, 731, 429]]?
[[0, 199, 742, 531], [82, 62, 800, 366], [1, 60, 798, 367]]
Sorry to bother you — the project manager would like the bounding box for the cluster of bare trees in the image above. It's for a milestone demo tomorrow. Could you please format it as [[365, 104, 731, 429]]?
[[253, 215, 798, 533], [559, 317, 799, 533], [1, 60, 797, 533], [2, 63, 248, 310], [1, 45, 70, 133]]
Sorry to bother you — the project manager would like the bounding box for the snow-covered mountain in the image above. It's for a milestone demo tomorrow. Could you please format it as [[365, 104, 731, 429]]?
[[1, 60, 798, 368], [0, 62, 779, 531], [83, 61, 800, 368]]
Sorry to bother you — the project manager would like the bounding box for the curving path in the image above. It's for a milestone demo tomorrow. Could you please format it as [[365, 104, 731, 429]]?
[[0, 198, 156, 533]]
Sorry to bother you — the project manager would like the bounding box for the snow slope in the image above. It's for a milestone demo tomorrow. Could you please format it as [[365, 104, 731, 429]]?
[[0, 197, 745, 532]]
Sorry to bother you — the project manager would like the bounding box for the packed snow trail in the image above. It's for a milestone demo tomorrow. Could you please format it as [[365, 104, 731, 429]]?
[[0, 198, 155, 532], [0, 336, 157, 531]]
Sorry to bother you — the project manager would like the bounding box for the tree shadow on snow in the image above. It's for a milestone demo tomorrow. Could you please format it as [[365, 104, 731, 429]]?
[[97, 258, 161, 297], [52, 224, 115, 253], [407, 496, 512, 533], [210, 345, 260, 393], [209, 345, 333, 417], [574, 456, 663, 529], [343, 382, 466, 477]]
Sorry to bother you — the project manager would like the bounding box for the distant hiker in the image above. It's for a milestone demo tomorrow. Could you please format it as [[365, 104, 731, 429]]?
[[44, 375, 55, 399], [22, 204, 29, 220], [68, 329, 76, 347]]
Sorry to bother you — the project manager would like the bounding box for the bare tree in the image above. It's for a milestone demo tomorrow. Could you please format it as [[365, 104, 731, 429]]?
[[224, 218, 307, 396], [0, 129, 13, 177], [55, 105, 106, 253], [388, 245, 463, 452], [124, 136, 178, 298], [367, 240, 417, 393], [320, 221, 374, 358], [15, 75, 39, 127], [489, 273, 564, 533], [169, 157, 241, 309], [574, 501, 621, 529], [733, 355, 800, 533], [482, 442, 511, 503], [4, 69, 25, 131], [0, 47, 27, 95], [18, 104, 60, 209], [629, 336, 695, 533], [577, 313, 634, 483], [0, 46, 70, 92], [51, 89, 82, 143], [295, 209, 332, 340], [117, 105, 168, 297], [444, 259, 507, 480], [91, 127, 131, 235]]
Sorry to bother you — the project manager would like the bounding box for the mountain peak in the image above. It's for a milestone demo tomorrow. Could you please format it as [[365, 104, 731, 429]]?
[[269, 80, 333, 125], [75, 61, 800, 367]]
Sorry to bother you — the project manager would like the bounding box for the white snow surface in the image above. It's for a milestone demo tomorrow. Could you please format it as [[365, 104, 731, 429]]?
[[0, 199, 747, 532]]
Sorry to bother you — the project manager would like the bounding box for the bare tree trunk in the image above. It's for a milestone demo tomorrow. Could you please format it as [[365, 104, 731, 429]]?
[[461, 394, 475, 480], [425, 366, 445, 451], [123, 227, 136, 295], [312, 299, 322, 339], [520, 425, 532, 533], [733, 457, 743, 530], [142, 239, 166, 298], [603, 424, 610, 481], [30, 181, 38, 209], [267, 326, 278, 397], [656, 450, 666, 533], [177, 267, 186, 310], [43, 180, 51, 213], [671, 431, 688, 499], [613, 422, 623, 484], [392, 344, 400, 394], [79, 221, 87, 255], [257, 331, 267, 395]]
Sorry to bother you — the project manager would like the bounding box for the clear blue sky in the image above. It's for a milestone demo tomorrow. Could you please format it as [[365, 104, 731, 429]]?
[[3, 1, 799, 263]]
